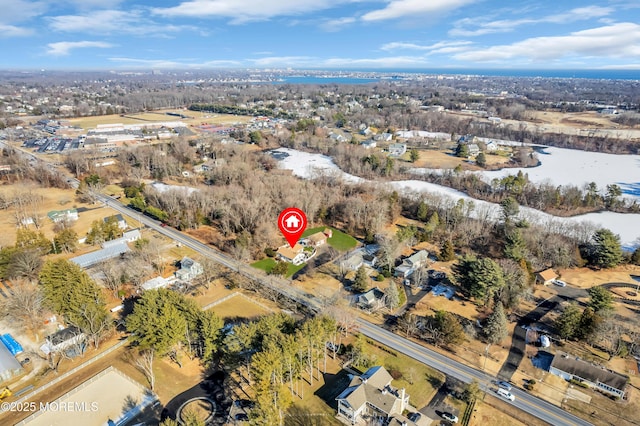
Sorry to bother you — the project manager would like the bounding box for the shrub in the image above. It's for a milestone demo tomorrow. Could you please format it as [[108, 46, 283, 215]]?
[[570, 379, 589, 389], [524, 381, 535, 391], [264, 247, 276, 257], [376, 274, 385, 282], [389, 368, 403, 380]]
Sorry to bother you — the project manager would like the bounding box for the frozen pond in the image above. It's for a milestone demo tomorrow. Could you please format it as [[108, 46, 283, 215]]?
[[478, 146, 640, 199], [274, 148, 640, 250]]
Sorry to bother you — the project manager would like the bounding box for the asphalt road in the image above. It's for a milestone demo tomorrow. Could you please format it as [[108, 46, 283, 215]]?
[[356, 320, 592, 426], [6, 143, 592, 426]]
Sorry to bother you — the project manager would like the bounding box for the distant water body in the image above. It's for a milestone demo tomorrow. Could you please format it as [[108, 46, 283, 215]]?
[[279, 69, 639, 84]]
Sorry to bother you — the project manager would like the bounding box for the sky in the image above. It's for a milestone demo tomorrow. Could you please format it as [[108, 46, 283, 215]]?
[[1, 0, 640, 70]]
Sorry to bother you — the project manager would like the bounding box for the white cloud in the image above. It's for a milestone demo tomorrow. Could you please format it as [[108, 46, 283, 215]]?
[[381, 40, 471, 53], [454, 23, 640, 62], [152, 0, 352, 24], [321, 16, 356, 32], [0, 0, 46, 23], [450, 6, 614, 36], [47, 41, 114, 56], [0, 24, 33, 37], [249, 56, 317, 67], [49, 9, 195, 35], [361, 0, 476, 22], [109, 57, 242, 69], [63, 0, 124, 9]]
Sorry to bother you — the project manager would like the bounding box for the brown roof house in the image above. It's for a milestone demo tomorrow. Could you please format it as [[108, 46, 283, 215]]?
[[336, 366, 410, 425], [277, 244, 306, 265], [536, 268, 558, 285], [305, 228, 333, 247], [550, 353, 629, 399]]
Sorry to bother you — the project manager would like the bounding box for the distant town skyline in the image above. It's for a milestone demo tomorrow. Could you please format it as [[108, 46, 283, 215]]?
[[1, 0, 639, 70]]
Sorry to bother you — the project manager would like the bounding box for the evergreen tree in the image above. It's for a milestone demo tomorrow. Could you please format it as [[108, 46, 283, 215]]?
[[53, 229, 78, 253], [409, 148, 419, 163], [577, 307, 600, 340], [503, 227, 526, 262], [270, 261, 289, 277], [417, 201, 428, 222], [16, 228, 51, 253], [439, 240, 456, 261], [39, 259, 110, 347], [587, 286, 613, 313], [455, 143, 469, 158], [484, 302, 508, 344], [431, 311, 465, 347], [632, 247, 640, 266], [475, 152, 487, 167], [590, 228, 623, 268], [454, 255, 505, 306], [352, 266, 369, 293], [555, 303, 582, 340]]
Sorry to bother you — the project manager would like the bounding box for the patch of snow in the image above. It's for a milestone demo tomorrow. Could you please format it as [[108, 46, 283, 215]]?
[[149, 181, 198, 195], [478, 146, 640, 199], [276, 149, 640, 250]]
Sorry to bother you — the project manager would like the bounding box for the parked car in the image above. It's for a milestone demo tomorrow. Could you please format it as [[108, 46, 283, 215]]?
[[552, 279, 567, 287], [408, 412, 422, 422], [234, 399, 254, 409], [234, 412, 249, 421], [441, 412, 459, 423], [496, 380, 512, 391], [497, 388, 515, 401]]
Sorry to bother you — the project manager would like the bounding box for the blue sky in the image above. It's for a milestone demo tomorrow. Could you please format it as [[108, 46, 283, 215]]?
[[1, 0, 639, 70]]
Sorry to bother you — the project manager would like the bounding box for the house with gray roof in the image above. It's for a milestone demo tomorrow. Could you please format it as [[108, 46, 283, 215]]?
[[357, 287, 385, 311], [336, 366, 410, 424], [550, 353, 628, 399], [70, 241, 129, 268], [394, 250, 429, 278], [175, 256, 203, 281]]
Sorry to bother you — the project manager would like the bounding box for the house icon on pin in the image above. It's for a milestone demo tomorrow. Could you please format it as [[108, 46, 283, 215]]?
[[285, 214, 300, 229]]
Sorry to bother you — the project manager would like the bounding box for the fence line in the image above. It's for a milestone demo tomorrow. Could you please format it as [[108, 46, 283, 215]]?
[[10, 338, 128, 408]]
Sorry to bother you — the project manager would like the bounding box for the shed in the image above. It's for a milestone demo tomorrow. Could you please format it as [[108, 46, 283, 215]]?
[[0, 342, 23, 381], [536, 268, 557, 285]]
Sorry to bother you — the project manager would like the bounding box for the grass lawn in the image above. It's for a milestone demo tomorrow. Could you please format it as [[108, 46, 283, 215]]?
[[303, 227, 358, 251], [358, 337, 444, 409], [251, 258, 305, 277], [209, 294, 271, 320]]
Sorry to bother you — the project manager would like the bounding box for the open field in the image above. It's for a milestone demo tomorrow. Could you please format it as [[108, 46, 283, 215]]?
[[0, 183, 125, 248], [499, 110, 640, 140], [208, 293, 272, 320], [302, 226, 358, 251], [406, 149, 512, 170]]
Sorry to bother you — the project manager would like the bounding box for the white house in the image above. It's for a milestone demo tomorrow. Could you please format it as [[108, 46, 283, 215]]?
[[485, 141, 498, 152], [336, 366, 410, 425], [394, 250, 429, 278], [277, 244, 306, 265], [175, 256, 204, 281], [361, 140, 377, 149], [550, 354, 628, 399], [388, 143, 407, 157]]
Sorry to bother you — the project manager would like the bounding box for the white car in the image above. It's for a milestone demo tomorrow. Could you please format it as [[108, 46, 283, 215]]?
[[497, 388, 515, 401], [441, 412, 458, 423], [552, 279, 567, 287]]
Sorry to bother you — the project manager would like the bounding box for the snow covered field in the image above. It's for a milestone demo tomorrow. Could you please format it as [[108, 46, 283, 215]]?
[[274, 148, 640, 250], [479, 146, 640, 199]]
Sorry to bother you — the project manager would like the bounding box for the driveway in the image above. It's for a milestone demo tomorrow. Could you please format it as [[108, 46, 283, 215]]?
[[161, 371, 230, 425], [417, 379, 462, 425]]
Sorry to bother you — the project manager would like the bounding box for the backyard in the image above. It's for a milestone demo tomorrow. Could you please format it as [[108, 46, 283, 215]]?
[[302, 227, 358, 252]]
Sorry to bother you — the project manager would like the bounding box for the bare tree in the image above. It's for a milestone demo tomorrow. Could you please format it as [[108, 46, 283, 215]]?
[[1, 279, 47, 339], [135, 349, 156, 391]]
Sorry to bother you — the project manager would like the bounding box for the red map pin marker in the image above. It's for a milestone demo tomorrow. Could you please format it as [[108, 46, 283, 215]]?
[[278, 207, 307, 248]]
